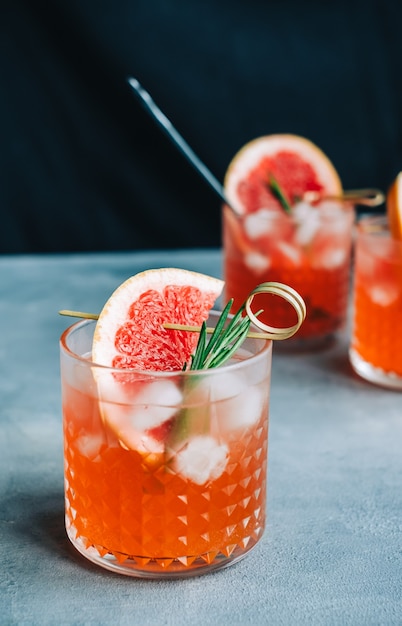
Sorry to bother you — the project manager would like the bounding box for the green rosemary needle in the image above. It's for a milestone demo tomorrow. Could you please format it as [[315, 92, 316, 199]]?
[[185, 299, 255, 371], [268, 174, 292, 214]]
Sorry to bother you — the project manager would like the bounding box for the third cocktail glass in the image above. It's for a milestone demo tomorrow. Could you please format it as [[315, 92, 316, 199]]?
[[349, 215, 402, 389]]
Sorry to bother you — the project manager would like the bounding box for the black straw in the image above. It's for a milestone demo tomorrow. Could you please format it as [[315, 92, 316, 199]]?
[[127, 77, 238, 213]]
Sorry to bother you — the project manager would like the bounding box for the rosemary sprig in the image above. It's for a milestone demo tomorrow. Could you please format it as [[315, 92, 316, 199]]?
[[268, 174, 292, 214], [171, 300, 255, 446], [185, 299, 257, 371]]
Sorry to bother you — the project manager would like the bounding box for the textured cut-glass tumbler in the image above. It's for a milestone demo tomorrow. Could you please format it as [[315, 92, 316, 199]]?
[[60, 313, 272, 578]]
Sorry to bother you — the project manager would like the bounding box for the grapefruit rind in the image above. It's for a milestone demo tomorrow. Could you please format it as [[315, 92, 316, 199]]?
[[224, 134, 342, 214], [387, 172, 402, 241]]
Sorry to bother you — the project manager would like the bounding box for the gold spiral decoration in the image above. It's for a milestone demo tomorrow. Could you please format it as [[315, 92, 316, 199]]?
[[244, 281, 306, 340]]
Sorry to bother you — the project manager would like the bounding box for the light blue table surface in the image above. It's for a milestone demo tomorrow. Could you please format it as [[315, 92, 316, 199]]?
[[1, 249, 401, 626]]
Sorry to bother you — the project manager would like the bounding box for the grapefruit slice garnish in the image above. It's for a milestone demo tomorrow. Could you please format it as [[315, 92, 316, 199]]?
[[386, 172, 402, 240], [224, 133, 342, 215], [91, 268, 224, 456], [93, 267, 223, 371]]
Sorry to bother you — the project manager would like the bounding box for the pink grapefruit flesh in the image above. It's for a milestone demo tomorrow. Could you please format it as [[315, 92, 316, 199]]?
[[92, 267, 224, 372]]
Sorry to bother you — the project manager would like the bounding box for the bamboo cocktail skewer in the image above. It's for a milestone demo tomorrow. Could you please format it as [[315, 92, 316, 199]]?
[[302, 188, 385, 207], [58, 310, 269, 340], [59, 281, 307, 341]]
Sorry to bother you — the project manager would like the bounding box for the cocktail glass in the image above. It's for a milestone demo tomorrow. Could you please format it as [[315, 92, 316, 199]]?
[[60, 312, 272, 578], [223, 201, 355, 347], [349, 215, 402, 389]]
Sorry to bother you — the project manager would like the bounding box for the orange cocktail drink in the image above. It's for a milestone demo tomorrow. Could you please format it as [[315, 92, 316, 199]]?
[[349, 215, 402, 389], [223, 201, 354, 344], [60, 313, 272, 578]]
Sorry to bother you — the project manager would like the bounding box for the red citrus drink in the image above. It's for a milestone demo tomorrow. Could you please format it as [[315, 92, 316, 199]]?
[[349, 216, 402, 389], [223, 202, 354, 344], [60, 316, 272, 577]]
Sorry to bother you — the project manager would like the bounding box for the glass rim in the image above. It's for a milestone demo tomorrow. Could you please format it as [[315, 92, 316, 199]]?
[[222, 200, 355, 217], [60, 313, 272, 378], [357, 214, 389, 233]]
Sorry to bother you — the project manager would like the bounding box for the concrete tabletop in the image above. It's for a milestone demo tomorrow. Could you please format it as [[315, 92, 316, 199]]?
[[1, 249, 401, 626]]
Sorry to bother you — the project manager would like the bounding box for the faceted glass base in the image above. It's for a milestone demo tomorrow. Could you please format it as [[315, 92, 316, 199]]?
[[66, 523, 263, 578], [349, 348, 402, 390]]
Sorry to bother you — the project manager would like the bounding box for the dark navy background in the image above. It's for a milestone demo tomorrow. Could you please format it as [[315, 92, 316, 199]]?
[[2, 0, 401, 253]]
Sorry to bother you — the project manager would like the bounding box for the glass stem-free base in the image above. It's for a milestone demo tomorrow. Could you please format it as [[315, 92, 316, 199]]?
[[66, 522, 262, 579], [349, 348, 402, 390]]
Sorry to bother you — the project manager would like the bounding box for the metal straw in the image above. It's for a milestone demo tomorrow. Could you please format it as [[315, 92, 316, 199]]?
[[127, 77, 239, 213]]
